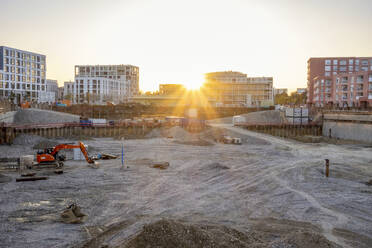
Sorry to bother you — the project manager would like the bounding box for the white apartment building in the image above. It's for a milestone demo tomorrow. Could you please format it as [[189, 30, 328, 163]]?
[[73, 64, 139, 104], [0, 46, 47, 103]]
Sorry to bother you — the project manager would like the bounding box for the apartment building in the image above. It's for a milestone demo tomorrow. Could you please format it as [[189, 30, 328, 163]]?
[[202, 71, 274, 107], [307, 57, 372, 107], [0, 46, 47, 103], [73, 64, 139, 104]]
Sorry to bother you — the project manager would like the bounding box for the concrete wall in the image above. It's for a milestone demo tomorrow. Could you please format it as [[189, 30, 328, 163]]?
[[323, 121, 372, 143]]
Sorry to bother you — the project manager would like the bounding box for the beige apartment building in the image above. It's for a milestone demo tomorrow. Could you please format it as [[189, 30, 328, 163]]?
[[202, 71, 273, 107]]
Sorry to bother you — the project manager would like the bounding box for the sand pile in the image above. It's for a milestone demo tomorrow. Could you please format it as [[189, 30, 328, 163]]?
[[122, 219, 339, 248]]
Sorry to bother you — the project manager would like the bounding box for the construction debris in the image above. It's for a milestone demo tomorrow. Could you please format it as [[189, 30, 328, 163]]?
[[16, 176, 48, 182], [151, 162, 169, 170], [54, 169, 63, 174], [99, 153, 118, 160], [60, 203, 86, 224], [21, 172, 36, 177]]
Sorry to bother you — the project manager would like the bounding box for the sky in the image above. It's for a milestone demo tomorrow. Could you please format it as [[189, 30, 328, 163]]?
[[1, 0, 372, 92]]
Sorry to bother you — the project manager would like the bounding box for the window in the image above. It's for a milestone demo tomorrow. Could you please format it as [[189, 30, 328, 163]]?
[[355, 66, 359, 71], [349, 66, 353, 71], [333, 59, 338, 65], [361, 67, 368, 71], [325, 72, 331, 76], [361, 60, 368, 66], [340, 66, 347, 72], [349, 59, 353, 65], [340, 60, 347, 65], [325, 66, 331, 71], [325, 60, 331, 65], [333, 66, 338, 71]]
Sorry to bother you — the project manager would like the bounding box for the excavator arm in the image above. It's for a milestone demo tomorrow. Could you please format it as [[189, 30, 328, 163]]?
[[78, 142, 94, 164]]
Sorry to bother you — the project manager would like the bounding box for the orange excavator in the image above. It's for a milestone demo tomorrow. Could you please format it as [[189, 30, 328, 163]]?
[[36, 142, 94, 167]]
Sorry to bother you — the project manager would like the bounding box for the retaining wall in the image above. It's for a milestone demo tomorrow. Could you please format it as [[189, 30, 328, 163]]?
[[239, 124, 322, 138], [322, 113, 372, 143], [323, 121, 372, 143]]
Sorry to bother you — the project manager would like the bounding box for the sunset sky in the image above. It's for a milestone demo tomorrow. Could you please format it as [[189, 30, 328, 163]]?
[[1, 0, 371, 92]]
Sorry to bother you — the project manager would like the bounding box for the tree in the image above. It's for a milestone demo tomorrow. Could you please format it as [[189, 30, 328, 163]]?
[[274, 92, 289, 105], [274, 92, 307, 106]]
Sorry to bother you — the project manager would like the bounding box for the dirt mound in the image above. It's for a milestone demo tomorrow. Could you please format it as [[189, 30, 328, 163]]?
[[13, 108, 80, 124], [145, 128, 163, 138], [160, 127, 213, 146], [123, 219, 339, 248], [123, 219, 264, 248]]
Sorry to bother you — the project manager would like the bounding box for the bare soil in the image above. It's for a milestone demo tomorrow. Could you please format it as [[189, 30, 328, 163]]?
[[0, 125, 372, 248]]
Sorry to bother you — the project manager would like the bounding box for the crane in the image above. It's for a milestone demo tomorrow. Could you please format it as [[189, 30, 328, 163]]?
[[36, 142, 94, 167]]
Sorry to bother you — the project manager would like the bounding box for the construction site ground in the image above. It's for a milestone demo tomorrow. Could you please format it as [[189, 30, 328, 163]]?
[[1, 125, 372, 248]]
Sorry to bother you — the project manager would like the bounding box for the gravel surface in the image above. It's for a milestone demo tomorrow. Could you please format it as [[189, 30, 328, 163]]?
[[0, 127, 372, 248]]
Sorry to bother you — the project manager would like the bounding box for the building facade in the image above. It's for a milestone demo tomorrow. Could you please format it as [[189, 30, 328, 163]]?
[[73, 65, 139, 104], [159, 84, 186, 95], [57, 87, 64, 101], [274, 88, 288, 95], [0, 46, 46, 103], [202, 71, 274, 107], [313, 72, 372, 108], [307, 57, 372, 107], [63, 81, 73, 99], [45, 79, 58, 102]]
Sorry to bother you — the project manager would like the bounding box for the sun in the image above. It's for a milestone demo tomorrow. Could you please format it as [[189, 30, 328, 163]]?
[[183, 74, 205, 90]]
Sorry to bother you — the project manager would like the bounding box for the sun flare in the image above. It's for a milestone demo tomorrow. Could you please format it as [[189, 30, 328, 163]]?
[[183, 74, 204, 90]]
